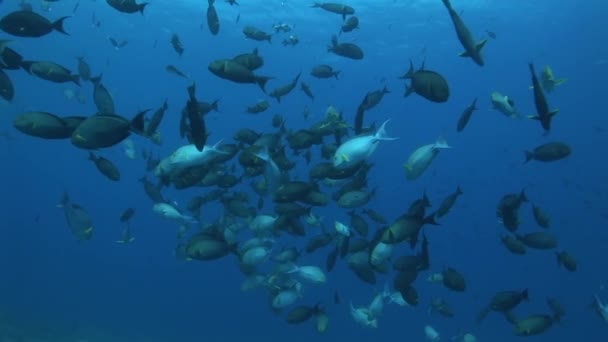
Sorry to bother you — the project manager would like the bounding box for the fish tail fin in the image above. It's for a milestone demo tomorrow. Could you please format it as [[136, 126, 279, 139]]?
[[90, 74, 102, 84], [523, 150, 534, 164], [256, 76, 272, 93], [403, 84, 414, 97], [183, 215, 198, 225], [527, 114, 540, 121], [20, 61, 33, 73], [519, 189, 528, 203], [88, 152, 96, 161], [424, 213, 439, 226], [254, 146, 270, 162], [374, 119, 398, 141], [528, 62, 535, 71], [554, 78, 567, 86], [522, 289, 529, 301], [0, 40, 11, 67], [400, 60, 415, 80], [471, 97, 478, 109], [334, 71, 341, 79], [555, 251, 562, 267], [53, 17, 70, 35], [139, 3, 149, 15], [285, 262, 299, 274], [211, 99, 219, 112], [456, 186, 463, 195], [434, 136, 451, 149], [57, 192, 69, 208], [549, 109, 559, 118], [476, 38, 488, 54], [211, 139, 229, 154], [130, 110, 146, 134], [72, 74, 81, 86], [382, 282, 391, 299]]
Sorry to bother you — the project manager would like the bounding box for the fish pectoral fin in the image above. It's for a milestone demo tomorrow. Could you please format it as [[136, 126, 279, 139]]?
[[476, 38, 488, 52], [527, 115, 540, 121], [458, 50, 471, 57], [554, 78, 567, 86]]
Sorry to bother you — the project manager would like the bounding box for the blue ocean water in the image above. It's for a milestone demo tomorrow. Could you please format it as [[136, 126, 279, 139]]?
[[1, 0, 608, 341]]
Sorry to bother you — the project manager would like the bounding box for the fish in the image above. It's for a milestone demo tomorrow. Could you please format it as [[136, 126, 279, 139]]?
[[312, 2, 355, 20], [232, 48, 264, 71], [116, 225, 136, 244], [311, 65, 340, 79], [300, 82, 314, 100], [440, 0, 487, 66], [333, 119, 398, 169], [76, 57, 91, 81], [328, 34, 363, 60], [341, 16, 359, 33], [524, 142, 571, 163], [57, 193, 93, 241], [185, 83, 208, 151], [120, 208, 136, 223], [514, 315, 555, 336], [0, 69, 13, 102], [247, 100, 270, 114], [90, 75, 115, 115], [165, 65, 190, 79], [0, 10, 69, 37], [170, 33, 184, 56], [491, 91, 520, 118], [154, 141, 227, 177], [243, 26, 272, 43], [539, 65, 566, 93], [206, 0, 220, 35], [21, 60, 80, 85], [403, 136, 451, 180], [153, 202, 198, 225], [13, 112, 73, 139], [268, 72, 301, 102], [88, 152, 121, 181], [456, 98, 478, 132], [400, 61, 449, 103], [208, 59, 272, 91], [358, 86, 390, 112], [254, 146, 282, 196], [71, 111, 146, 150], [106, 0, 148, 15], [528, 63, 559, 132]]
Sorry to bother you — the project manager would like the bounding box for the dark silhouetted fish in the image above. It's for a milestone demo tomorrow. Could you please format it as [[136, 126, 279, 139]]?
[[440, 0, 487, 66], [0, 10, 69, 37]]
